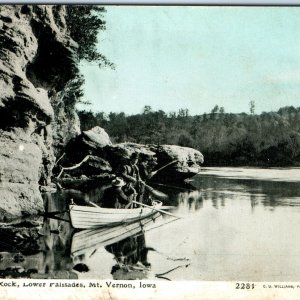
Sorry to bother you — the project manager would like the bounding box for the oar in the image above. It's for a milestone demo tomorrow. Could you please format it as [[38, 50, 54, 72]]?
[[153, 182, 195, 192], [143, 183, 169, 200], [131, 200, 181, 219], [160, 206, 175, 210], [88, 201, 101, 208], [151, 160, 178, 176]]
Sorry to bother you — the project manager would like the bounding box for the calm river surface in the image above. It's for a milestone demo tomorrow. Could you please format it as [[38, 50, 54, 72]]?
[[2, 167, 300, 281]]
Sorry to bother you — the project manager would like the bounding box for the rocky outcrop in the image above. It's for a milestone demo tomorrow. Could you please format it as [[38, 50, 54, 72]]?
[[61, 128, 156, 177], [0, 5, 205, 219], [65, 126, 111, 160], [0, 5, 79, 220], [82, 126, 112, 148], [64, 155, 112, 177], [149, 145, 204, 182], [59, 127, 204, 187]]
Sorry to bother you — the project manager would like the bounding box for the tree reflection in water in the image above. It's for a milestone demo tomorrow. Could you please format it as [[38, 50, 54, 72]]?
[[194, 174, 300, 209]]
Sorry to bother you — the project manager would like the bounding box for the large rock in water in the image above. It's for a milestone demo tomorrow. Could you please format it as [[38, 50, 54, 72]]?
[[105, 142, 156, 171], [62, 130, 155, 179], [64, 131, 156, 176], [0, 5, 79, 220], [149, 145, 204, 182], [62, 127, 204, 185], [63, 127, 113, 172], [83, 126, 112, 148], [65, 126, 112, 160]]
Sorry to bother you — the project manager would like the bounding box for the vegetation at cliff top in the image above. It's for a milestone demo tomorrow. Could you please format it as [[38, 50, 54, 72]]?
[[78, 105, 300, 167], [65, 5, 114, 69], [64, 6, 113, 107]]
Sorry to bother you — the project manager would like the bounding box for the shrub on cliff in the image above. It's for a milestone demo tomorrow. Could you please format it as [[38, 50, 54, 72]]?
[[65, 5, 114, 69]]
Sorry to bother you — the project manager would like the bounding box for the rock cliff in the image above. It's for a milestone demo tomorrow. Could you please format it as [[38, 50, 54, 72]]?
[[0, 5, 79, 220], [0, 5, 204, 220]]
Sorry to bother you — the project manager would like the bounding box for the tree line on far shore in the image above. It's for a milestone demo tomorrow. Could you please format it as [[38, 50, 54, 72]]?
[[64, 8, 300, 167], [77, 105, 300, 166]]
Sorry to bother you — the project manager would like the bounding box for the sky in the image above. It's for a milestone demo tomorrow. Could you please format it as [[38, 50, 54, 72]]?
[[79, 6, 300, 115]]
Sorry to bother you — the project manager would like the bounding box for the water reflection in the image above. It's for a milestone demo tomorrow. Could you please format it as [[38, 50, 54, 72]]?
[[0, 219, 76, 279], [2, 169, 300, 280], [0, 191, 75, 279], [0, 214, 162, 279], [107, 232, 151, 280], [192, 175, 300, 209]]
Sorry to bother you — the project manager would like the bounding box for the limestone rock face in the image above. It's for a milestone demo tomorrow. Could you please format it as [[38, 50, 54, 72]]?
[[0, 5, 79, 219], [153, 144, 204, 166], [57, 127, 113, 179], [0, 129, 44, 221]]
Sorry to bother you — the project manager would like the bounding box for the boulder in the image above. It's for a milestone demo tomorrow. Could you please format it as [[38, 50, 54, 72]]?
[[149, 145, 204, 182], [64, 155, 112, 177], [63, 138, 153, 177], [65, 126, 112, 162], [82, 126, 112, 148], [63, 135, 205, 185], [58, 174, 114, 191], [115, 142, 155, 157], [104, 142, 156, 171]]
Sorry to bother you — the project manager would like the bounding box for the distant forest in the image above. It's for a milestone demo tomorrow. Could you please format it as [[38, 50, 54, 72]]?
[[78, 105, 300, 166]]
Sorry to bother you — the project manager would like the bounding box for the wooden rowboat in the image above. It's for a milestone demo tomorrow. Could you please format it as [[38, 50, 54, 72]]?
[[69, 201, 163, 229], [71, 215, 161, 257]]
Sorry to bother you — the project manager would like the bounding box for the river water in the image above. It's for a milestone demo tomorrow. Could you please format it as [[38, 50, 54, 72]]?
[[1, 167, 300, 281]]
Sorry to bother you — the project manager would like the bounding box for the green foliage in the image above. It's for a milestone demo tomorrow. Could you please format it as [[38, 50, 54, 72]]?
[[62, 6, 114, 108], [211, 105, 219, 114], [143, 105, 153, 114], [59, 75, 86, 111], [78, 106, 300, 166], [249, 100, 255, 114], [65, 5, 114, 69]]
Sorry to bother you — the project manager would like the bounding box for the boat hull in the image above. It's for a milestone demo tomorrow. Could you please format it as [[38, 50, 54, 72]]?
[[69, 201, 162, 229], [71, 215, 160, 257]]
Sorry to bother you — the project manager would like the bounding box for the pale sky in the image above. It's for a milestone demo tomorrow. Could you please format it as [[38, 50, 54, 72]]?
[[79, 6, 300, 115]]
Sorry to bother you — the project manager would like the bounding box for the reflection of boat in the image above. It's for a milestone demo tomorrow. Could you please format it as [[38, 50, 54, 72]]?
[[71, 215, 160, 257], [69, 200, 162, 229], [106, 231, 151, 280]]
